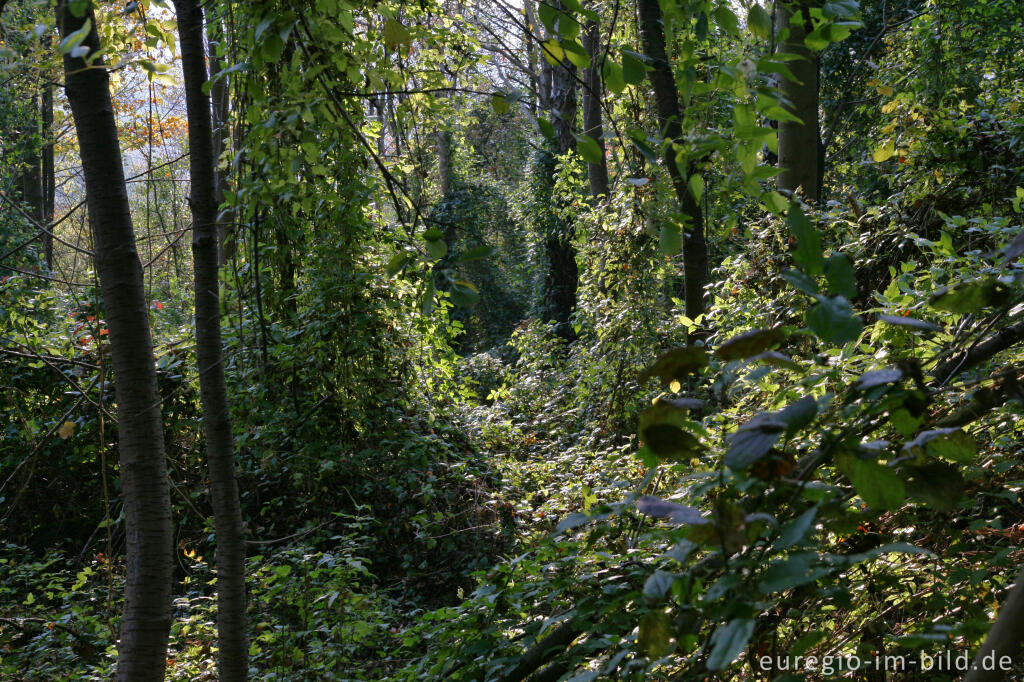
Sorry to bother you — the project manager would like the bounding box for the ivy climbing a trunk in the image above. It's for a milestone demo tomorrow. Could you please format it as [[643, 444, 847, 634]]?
[[56, 1, 173, 678], [172, 0, 249, 679]]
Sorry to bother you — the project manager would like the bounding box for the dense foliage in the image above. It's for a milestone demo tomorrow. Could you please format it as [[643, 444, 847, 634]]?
[[2, 0, 1024, 679]]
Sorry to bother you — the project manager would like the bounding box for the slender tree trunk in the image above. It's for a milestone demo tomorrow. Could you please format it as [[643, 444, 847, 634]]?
[[42, 79, 54, 269], [775, 0, 820, 202], [524, 0, 540, 115], [437, 129, 452, 197], [56, 3, 173, 679], [582, 17, 609, 201], [23, 94, 44, 256], [542, 6, 579, 341], [206, 13, 233, 266], [636, 0, 707, 319], [172, 0, 248, 678]]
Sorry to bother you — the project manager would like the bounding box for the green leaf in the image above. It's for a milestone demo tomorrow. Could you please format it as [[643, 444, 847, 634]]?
[[836, 453, 906, 510], [385, 252, 411, 275], [643, 570, 676, 602], [449, 280, 480, 307], [537, 1, 559, 33], [561, 40, 591, 68], [541, 39, 565, 66], [639, 611, 672, 658], [725, 413, 785, 470], [776, 506, 818, 550], [621, 50, 647, 84], [804, 27, 830, 51], [715, 327, 786, 360], [639, 399, 704, 461], [383, 18, 411, 50], [905, 462, 964, 511], [58, 18, 91, 55], [747, 4, 772, 39], [262, 33, 285, 62], [538, 117, 556, 139], [777, 395, 818, 434], [602, 60, 626, 94], [712, 6, 739, 36], [637, 495, 708, 525], [421, 279, 436, 315], [640, 346, 709, 387], [787, 202, 824, 276], [758, 554, 830, 593], [688, 174, 704, 202], [877, 314, 943, 333], [749, 350, 801, 371], [575, 134, 603, 164], [872, 138, 895, 163], [855, 368, 903, 390], [904, 428, 977, 463], [456, 245, 494, 263], [805, 296, 863, 345], [425, 237, 447, 260], [782, 267, 818, 293], [929, 278, 1010, 313], [491, 94, 510, 114], [659, 222, 681, 256], [824, 253, 857, 299], [707, 619, 755, 670]]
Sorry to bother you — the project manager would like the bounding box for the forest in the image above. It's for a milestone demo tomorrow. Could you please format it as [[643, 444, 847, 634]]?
[[1, 0, 1024, 679]]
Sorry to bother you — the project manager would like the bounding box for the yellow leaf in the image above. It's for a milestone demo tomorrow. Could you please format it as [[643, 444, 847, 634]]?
[[872, 139, 895, 163], [881, 101, 899, 114], [876, 84, 894, 96], [58, 421, 75, 439]]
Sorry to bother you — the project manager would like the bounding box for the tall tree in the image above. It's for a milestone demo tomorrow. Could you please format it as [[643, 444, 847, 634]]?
[[541, 2, 579, 340], [581, 16, 609, 200], [41, 77, 54, 269], [56, 1, 173, 678], [205, 13, 232, 266], [172, 0, 248, 678], [636, 0, 707, 319], [775, 0, 821, 202]]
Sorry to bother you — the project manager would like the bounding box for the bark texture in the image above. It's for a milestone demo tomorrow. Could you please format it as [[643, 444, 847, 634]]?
[[206, 14, 232, 266], [776, 0, 821, 202], [173, 0, 249, 679], [42, 80, 54, 268], [543, 8, 579, 341], [636, 0, 707, 319], [56, 2, 173, 679], [582, 17, 609, 201]]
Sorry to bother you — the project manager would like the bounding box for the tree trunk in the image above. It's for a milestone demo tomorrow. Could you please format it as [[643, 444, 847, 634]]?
[[542, 4, 579, 341], [23, 95, 44, 260], [524, 0, 540, 115], [437, 129, 452, 197], [775, 0, 820, 202], [172, 0, 249, 679], [56, 3, 173, 679], [582, 17, 609, 201], [636, 0, 707, 319], [206, 13, 233, 266], [42, 79, 54, 269]]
